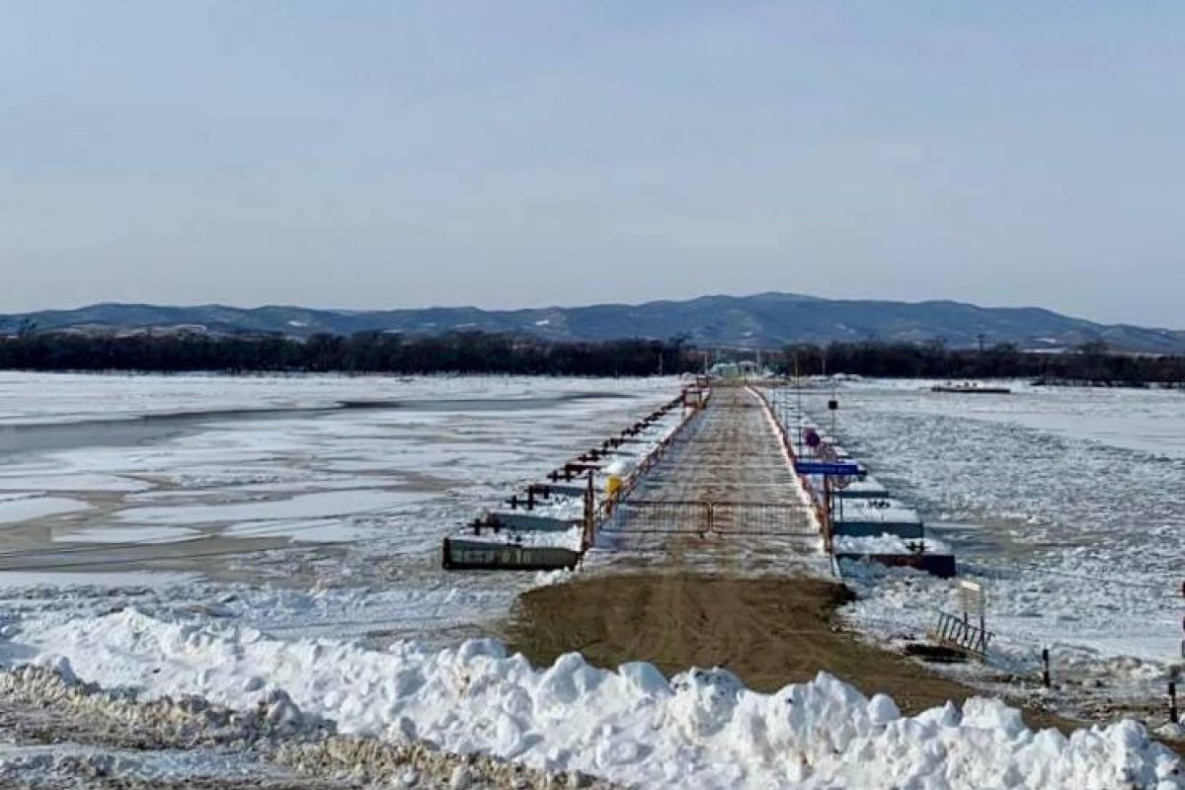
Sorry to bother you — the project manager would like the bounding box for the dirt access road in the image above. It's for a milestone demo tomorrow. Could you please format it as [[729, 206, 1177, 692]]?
[[505, 570, 1090, 736], [505, 572, 1022, 719]]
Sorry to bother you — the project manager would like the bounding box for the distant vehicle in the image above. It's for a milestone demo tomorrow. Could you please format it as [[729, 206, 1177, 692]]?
[[931, 382, 1012, 394]]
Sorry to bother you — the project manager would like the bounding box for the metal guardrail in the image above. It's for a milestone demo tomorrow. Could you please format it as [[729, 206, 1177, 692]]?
[[749, 385, 833, 550], [587, 394, 711, 545]]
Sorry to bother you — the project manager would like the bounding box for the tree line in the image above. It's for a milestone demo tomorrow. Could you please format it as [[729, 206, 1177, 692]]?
[[0, 331, 689, 377], [0, 331, 1183, 385], [774, 341, 1185, 386]]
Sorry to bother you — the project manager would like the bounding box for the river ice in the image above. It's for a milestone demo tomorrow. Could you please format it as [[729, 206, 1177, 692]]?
[[789, 380, 1185, 725]]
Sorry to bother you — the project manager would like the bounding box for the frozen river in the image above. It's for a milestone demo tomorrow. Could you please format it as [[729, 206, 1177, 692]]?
[[0, 372, 677, 646], [0, 373, 1179, 787], [1, 373, 1180, 677], [799, 380, 1185, 724]]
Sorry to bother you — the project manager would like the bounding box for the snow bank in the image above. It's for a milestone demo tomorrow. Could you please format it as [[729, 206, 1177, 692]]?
[[501, 525, 584, 550], [520, 497, 584, 522], [0, 661, 332, 747], [0, 663, 615, 789], [835, 532, 951, 555], [834, 498, 922, 525], [15, 609, 1181, 789]]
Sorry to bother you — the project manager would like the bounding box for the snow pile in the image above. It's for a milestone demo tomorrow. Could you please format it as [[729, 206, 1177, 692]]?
[[0, 746, 279, 788], [502, 525, 585, 550], [0, 661, 333, 749], [0, 663, 620, 789], [14, 609, 1182, 789], [835, 532, 951, 555], [833, 497, 922, 525], [522, 497, 584, 522], [603, 457, 636, 479], [274, 736, 619, 789]]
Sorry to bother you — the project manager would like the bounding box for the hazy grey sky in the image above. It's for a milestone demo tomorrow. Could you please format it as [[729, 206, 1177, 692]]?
[[2, 2, 1183, 326]]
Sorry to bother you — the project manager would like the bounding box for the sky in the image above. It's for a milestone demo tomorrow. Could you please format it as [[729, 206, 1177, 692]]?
[[1, 2, 1183, 327]]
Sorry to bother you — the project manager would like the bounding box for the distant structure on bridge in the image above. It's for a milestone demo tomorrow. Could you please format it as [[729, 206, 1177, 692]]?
[[707, 360, 772, 381]]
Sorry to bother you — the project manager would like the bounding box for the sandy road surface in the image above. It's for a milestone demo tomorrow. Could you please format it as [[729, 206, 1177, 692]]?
[[506, 572, 1083, 735]]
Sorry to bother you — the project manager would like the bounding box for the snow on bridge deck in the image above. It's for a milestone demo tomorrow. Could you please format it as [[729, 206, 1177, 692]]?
[[589, 386, 828, 574]]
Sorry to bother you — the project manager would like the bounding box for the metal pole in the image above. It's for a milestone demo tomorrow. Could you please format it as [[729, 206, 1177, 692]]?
[[794, 355, 803, 458], [830, 383, 837, 439], [823, 476, 833, 553], [582, 472, 595, 551]]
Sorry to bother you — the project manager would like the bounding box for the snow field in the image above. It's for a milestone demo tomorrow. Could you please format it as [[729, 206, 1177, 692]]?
[[0, 372, 645, 426], [13, 608, 1181, 789]]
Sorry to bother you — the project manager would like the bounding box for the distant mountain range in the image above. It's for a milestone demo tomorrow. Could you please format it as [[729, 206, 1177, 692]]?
[[2, 293, 1183, 353]]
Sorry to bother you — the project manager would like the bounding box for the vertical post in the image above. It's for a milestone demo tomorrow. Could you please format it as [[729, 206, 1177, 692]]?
[[823, 475, 833, 553], [830, 389, 837, 439], [1171, 681, 1179, 725], [980, 591, 986, 641], [582, 471, 595, 551], [794, 355, 803, 458], [1042, 647, 1051, 689]]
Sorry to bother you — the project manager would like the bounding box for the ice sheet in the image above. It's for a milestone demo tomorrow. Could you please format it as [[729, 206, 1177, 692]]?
[[223, 518, 387, 543], [0, 495, 92, 525], [53, 526, 203, 544], [115, 489, 433, 526], [0, 471, 151, 493], [0, 570, 200, 589]]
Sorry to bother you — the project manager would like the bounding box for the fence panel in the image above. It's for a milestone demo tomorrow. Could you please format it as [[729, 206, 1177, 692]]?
[[708, 502, 817, 537], [603, 500, 816, 538], [604, 500, 712, 536]]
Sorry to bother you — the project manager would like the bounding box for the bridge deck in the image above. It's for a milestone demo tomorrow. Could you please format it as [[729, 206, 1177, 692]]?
[[590, 387, 827, 574]]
